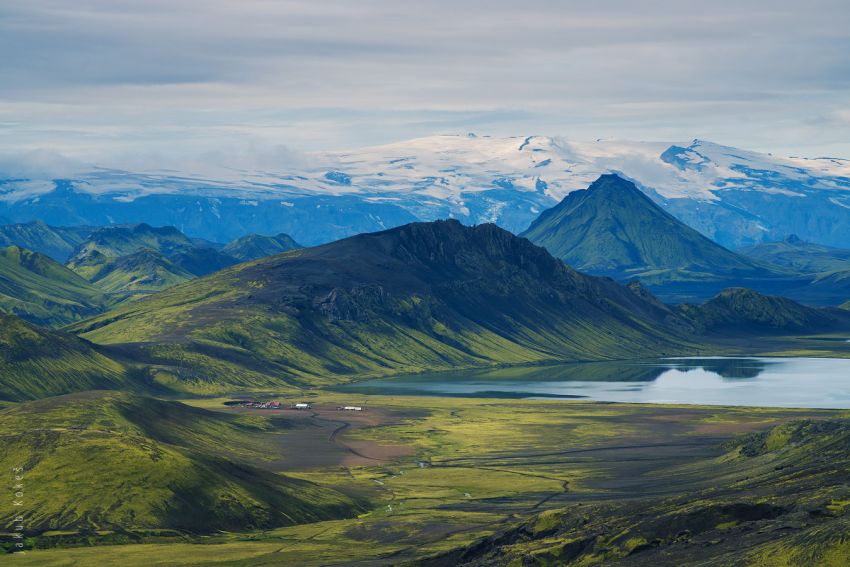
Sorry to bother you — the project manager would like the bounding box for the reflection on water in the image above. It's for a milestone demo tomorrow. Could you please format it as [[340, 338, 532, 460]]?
[[336, 357, 850, 409], [665, 358, 769, 379]]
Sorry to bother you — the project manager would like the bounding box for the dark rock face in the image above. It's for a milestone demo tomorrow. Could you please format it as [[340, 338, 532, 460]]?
[[677, 287, 850, 334], [317, 285, 388, 322]]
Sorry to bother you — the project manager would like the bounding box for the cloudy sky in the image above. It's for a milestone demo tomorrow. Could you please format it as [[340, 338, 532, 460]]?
[[1, 0, 849, 168]]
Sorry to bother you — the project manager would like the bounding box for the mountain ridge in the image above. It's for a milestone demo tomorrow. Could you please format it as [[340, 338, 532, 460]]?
[[739, 235, 850, 274], [0, 220, 93, 262], [521, 174, 782, 288], [678, 288, 850, 334], [69, 219, 698, 394], [2, 136, 849, 247], [64, 224, 302, 298], [0, 245, 108, 326], [221, 232, 301, 261]]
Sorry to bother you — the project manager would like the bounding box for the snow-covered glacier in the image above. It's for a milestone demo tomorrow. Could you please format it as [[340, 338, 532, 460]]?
[[1, 134, 849, 247]]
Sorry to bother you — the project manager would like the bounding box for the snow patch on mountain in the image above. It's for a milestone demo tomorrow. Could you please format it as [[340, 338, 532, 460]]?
[[1, 134, 849, 247], [3, 134, 848, 206]]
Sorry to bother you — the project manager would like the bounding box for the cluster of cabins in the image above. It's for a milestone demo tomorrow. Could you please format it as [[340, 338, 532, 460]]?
[[230, 400, 308, 410], [228, 400, 365, 412]]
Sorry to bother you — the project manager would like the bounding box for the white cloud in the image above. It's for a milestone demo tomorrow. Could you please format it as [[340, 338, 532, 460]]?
[[0, 149, 85, 178], [1, 0, 849, 162]]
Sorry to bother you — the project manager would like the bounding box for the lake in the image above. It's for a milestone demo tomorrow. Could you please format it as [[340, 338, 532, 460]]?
[[336, 357, 850, 408]]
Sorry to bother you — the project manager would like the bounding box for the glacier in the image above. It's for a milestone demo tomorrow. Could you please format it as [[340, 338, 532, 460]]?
[[1, 135, 848, 247]]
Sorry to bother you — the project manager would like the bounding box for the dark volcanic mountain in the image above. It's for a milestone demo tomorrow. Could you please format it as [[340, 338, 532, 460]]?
[[521, 174, 779, 286], [71, 220, 697, 393], [222, 232, 301, 261], [678, 288, 850, 335]]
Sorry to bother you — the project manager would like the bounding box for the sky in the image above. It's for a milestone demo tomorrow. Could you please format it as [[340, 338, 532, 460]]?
[[1, 0, 849, 170]]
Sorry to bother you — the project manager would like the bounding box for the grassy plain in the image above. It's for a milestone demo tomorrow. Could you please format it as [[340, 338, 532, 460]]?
[[5, 389, 847, 566]]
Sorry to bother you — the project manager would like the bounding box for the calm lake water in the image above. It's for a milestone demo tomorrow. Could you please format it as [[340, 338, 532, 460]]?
[[336, 357, 850, 409]]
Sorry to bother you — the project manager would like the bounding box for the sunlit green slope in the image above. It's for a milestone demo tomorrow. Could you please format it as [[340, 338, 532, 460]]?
[[71, 220, 698, 394], [221, 232, 301, 261], [0, 312, 126, 401], [0, 391, 366, 540], [0, 246, 107, 326]]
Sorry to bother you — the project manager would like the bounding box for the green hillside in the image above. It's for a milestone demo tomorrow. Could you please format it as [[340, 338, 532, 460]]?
[[0, 220, 93, 262], [67, 223, 196, 262], [0, 246, 108, 326], [67, 224, 237, 297], [0, 391, 365, 540], [73, 248, 194, 297], [70, 220, 698, 394], [222, 232, 301, 261], [0, 312, 126, 401], [521, 174, 782, 284], [678, 288, 850, 335], [425, 418, 850, 566], [740, 235, 850, 274]]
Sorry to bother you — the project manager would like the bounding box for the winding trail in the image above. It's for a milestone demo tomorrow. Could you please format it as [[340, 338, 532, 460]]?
[[310, 411, 393, 463]]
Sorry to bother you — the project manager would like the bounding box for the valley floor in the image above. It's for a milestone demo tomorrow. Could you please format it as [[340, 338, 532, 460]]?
[[8, 391, 848, 566]]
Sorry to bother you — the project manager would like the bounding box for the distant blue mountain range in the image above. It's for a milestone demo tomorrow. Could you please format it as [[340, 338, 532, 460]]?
[[1, 135, 849, 247]]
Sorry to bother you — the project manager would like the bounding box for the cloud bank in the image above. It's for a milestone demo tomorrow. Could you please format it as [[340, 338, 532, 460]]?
[[1, 0, 849, 166]]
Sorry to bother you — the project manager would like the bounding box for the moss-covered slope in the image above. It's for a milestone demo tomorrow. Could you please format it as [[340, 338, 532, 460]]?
[[0, 312, 126, 401], [522, 174, 783, 284], [0, 391, 366, 539], [221, 232, 301, 261], [70, 220, 698, 394], [422, 418, 850, 567], [0, 246, 108, 326], [0, 220, 93, 262], [67, 224, 237, 298]]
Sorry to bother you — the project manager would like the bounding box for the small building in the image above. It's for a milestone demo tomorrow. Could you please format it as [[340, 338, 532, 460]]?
[[294, 402, 312, 410]]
